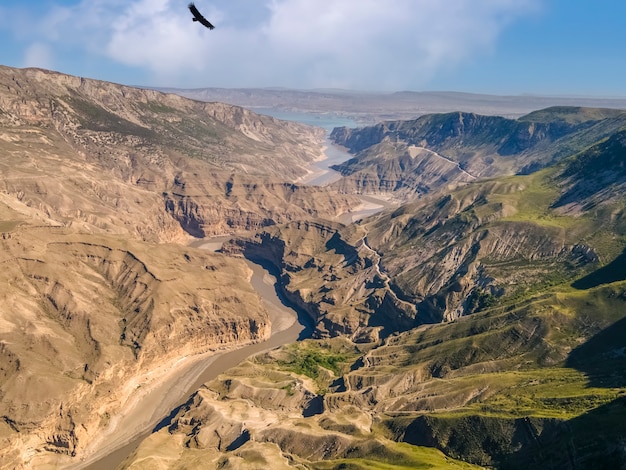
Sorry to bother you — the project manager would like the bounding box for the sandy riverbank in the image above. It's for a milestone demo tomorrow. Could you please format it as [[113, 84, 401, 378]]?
[[61, 251, 303, 470]]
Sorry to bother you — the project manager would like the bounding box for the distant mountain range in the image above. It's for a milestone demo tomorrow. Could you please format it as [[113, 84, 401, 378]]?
[[328, 106, 626, 199], [160, 86, 626, 124]]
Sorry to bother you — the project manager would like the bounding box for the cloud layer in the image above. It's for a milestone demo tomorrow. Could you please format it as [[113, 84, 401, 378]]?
[[8, 0, 540, 89]]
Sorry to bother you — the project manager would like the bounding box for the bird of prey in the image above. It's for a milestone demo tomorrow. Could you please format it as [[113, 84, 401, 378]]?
[[188, 2, 215, 30]]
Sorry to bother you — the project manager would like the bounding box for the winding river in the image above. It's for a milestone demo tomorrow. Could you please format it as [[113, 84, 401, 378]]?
[[74, 253, 306, 470], [75, 112, 380, 469]]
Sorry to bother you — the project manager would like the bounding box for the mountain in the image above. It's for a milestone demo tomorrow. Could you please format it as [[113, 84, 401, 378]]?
[[0, 65, 360, 468], [161, 86, 626, 124], [124, 287, 626, 469], [3, 64, 626, 469], [0, 66, 362, 240], [222, 132, 626, 336], [123, 120, 626, 469], [329, 107, 626, 200], [129, 107, 626, 469]]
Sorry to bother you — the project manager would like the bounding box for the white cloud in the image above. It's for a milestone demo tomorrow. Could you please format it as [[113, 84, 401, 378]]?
[[255, 0, 541, 89], [6, 0, 541, 90]]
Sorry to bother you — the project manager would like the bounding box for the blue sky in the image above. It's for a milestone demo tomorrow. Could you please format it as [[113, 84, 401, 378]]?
[[0, 0, 624, 96]]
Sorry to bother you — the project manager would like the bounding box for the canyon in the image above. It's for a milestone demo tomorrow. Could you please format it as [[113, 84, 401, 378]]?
[[1, 65, 626, 469]]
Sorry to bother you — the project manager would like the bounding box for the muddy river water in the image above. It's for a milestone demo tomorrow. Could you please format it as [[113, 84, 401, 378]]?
[[73, 254, 305, 470]]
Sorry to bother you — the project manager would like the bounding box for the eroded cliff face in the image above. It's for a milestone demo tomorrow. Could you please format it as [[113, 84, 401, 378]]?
[[329, 140, 476, 201], [0, 220, 271, 467], [0, 65, 370, 468], [121, 338, 480, 469], [163, 173, 360, 238], [0, 65, 360, 242], [330, 108, 626, 199], [222, 219, 419, 342], [0, 66, 326, 181], [223, 169, 609, 340]]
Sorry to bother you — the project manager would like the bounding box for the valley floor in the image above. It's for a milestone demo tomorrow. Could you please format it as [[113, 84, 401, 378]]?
[[62, 255, 304, 470]]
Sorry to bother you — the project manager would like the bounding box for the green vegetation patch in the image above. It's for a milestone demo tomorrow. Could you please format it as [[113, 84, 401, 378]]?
[[138, 100, 179, 114], [66, 96, 157, 138], [274, 339, 361, 386], [309, 446, 481, 469], [493, 171, 573, 227], [306, 439, 481, 470], [467, 369, 623, 419], [365, 280, 626, 467]]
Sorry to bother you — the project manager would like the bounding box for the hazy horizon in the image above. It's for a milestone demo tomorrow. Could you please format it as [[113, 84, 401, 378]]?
[[1, 1, 625, 97]]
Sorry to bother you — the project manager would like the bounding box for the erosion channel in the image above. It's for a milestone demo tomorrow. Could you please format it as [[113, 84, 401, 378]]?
[[71, 243, 308, 470]]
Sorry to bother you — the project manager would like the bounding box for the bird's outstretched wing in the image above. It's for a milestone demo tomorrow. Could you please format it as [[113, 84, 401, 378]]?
[[188, 2, 215, 30]]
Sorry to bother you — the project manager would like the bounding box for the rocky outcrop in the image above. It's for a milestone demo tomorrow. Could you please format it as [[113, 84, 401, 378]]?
[[163, 174, 360, 237], [330, 140, 476, 200], [365, 191, 599, 321], [223, 166, 610, 339], [121, 337, 479, 469], [223, 220, 418, 341]]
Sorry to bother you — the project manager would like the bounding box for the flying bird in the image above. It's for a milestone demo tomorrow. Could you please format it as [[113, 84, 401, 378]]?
[[188, 2, 215, 30]]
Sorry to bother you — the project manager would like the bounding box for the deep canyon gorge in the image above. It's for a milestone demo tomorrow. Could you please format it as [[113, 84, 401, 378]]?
[[1, 65, 626, 469]]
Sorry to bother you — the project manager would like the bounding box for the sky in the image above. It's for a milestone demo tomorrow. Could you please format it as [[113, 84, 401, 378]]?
[[0, 0, 625, 96]]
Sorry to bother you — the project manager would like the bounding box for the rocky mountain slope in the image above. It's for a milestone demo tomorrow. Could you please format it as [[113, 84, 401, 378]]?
[[127, 108, 626, 469], [0, 65, 359, 241], [0, 222, 270, 467], [223, 133, 626, 337], [329, 107, 626, 200], [0, 65, 361, 468], [3, 63, 626, 469]]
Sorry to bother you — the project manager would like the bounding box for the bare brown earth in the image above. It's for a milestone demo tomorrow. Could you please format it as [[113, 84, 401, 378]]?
[[0, 217, 273, 468], [61, 255, 304, 470], [0, 65, 361, 241], [4, 64, 626, 469], [0, 65, 361, 468]]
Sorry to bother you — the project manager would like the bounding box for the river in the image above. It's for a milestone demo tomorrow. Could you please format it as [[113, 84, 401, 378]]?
[[251, 108, 395, 219], [253, 108, 358, 187], [76, 111, 379, 469], [72, 249, 307, 470]]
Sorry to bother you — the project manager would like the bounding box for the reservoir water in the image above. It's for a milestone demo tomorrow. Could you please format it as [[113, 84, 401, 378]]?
[[252, 108, 358, 186]]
